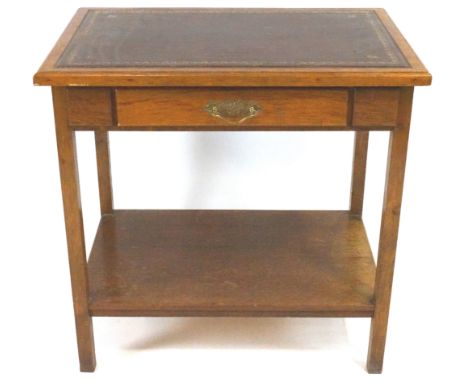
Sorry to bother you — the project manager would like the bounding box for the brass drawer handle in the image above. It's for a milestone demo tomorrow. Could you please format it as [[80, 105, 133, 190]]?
[[204, 100, 261, 124]]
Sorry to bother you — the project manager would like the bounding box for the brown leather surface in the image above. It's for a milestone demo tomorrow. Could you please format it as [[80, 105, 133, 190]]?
[[56, 9, 408, 68]]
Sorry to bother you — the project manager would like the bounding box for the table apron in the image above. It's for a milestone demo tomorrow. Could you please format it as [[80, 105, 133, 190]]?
[[65, 87, 405, 131]]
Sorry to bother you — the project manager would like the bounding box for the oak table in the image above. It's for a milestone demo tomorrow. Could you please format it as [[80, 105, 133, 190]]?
[[34, 8, 431, 373]]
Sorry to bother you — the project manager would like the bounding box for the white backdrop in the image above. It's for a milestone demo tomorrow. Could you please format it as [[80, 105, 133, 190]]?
[[1, 1, 467, 381]]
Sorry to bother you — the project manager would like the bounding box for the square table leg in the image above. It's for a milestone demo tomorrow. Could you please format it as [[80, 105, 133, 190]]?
[[94, 131, 113, 215], [367, 87, 414, 373], [52, 87, 96, 372], [350, 131, 369, 216]]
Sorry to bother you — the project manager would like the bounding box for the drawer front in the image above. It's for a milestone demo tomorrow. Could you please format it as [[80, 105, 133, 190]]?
[[115, 88, 349, 128]]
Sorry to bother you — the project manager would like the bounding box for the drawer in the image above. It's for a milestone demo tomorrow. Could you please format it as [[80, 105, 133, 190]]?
[[115, 88, 349, 128]]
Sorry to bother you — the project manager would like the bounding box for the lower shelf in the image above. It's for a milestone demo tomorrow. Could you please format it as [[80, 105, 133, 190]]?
[[87, 210, 375, 317]]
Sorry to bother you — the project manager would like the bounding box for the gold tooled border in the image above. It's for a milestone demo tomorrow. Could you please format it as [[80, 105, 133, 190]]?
[[57, 9, 409, 68]]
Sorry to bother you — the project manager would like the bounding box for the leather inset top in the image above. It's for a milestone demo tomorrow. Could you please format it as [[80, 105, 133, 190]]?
[[56, 9, 409, 68]]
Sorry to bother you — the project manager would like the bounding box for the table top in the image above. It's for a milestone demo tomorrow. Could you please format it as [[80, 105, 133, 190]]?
[[34, 8, 431, 87]]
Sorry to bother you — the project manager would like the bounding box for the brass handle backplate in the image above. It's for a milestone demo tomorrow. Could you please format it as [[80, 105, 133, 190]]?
[[204, 100, 261, 124]]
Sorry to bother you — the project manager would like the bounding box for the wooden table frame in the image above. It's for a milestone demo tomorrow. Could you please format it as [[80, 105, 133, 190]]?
[[35, 7, 431, 374], [50, 85, 413, 374]]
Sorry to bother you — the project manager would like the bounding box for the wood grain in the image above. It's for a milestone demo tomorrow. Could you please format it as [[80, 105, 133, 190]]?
[[34, 68, 432, 88], [94, 131, 113, 215], [367, 87, 414, 373], [88, 210, 376, 317], [353, 88, 400, 128], [67, 88, 113, 127], [52, 87, 96, 372], [66, 87, 407, 132], [115, 88, 348, 128], [350, 131, 369, 215]]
